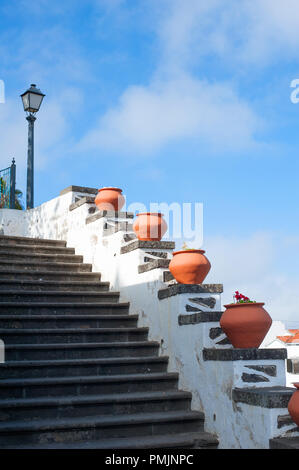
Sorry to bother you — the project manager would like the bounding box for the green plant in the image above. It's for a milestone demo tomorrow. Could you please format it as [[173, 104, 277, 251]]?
[[14, 189, 24, 210], [181, 242, 197, 251], [0, 176, 24, 210]]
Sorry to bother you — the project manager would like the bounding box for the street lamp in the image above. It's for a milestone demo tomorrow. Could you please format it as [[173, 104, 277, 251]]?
[[20, 84, 45, 209]]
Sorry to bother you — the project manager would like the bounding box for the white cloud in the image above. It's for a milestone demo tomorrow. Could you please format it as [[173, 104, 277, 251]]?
[[78, 73, 262, 155], [157, 0, 299, 67], [242, 0, 299, 63], [0, 101, 27, 171], [80, 0, 294, 155], [204, 232, 299, 323]]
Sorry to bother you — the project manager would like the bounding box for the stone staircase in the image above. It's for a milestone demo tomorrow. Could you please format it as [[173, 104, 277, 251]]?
[[0, 235, 218, 449]]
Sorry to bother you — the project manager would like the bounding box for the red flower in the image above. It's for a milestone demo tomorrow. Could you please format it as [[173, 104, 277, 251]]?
[[233, 291, 255, 303]]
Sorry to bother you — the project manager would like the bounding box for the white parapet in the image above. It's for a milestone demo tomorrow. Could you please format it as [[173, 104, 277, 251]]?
[[0, 185, 297, 449]]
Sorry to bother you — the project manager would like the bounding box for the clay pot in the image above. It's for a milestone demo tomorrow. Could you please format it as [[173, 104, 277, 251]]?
[[133, 213, 167, 241], [220, 302, 272, 349], [288, 383, 299, 427], [95, 187, 125, 212], [169, 249, 211, 285]]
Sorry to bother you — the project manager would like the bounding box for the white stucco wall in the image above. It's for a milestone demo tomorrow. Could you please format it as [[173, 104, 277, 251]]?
[[0, 188, 297, 449]]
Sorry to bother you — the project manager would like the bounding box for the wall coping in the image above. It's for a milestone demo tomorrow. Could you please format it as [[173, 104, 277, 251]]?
[[203, 348, 287, 361], [270, 437, 299, 449], [60, 185, 98, 196], [178, 311, 223, 325], [121, 240, 176, 254], [158, 284, 224, 299], [232, 386, 294, 408]]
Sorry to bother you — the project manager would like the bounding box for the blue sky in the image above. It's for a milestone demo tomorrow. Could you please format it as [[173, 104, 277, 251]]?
[[1, 0, 299, 322]]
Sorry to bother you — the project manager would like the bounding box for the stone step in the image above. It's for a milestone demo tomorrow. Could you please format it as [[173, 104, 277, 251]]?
[[0, 431, 218, 449], [0, 314, 138, 329], [0, 410, 203, 446], [0, 243, 76, 255], [0, 302, 130, 315], [4, 340, 160, 361], [0, 290, 120, 303], [0, 372, 178, 399], [0, 279, 110, 292], [0, 252, 84, 264], [0, 390, 192, 421], [0, 235, 215, 449], [0, 356, 169, 379], [0, 327, 149, 344], [0, 235, 66, 247], [0, 260, 92, 272], [0, 269, 102, 282]]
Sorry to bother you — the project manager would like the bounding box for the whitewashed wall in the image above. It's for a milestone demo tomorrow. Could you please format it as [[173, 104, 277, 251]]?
[[0, 187, 297, 449]]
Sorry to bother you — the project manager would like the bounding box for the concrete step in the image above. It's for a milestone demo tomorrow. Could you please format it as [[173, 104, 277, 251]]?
[[0, 269, 102, 282], [0, 235, 66, 247], [0, 372, 178, 399], [0, 390, 192, 421], [0, 259, 92, 272], [0, 356, 169, 379], [0, 314, 139, 329], [0, 243, 75, 255], [0, 290, 120, 303], [0, 302, 130, 315], [0, 279, 110, 292], [4, 340, 160, 361], [0, 327, 149, 344], [0, 431, 219, 449], [0, 410, 203, 446]]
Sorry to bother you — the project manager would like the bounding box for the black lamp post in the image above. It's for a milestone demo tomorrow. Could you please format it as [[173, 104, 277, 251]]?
[[20, 84, 45, 209]]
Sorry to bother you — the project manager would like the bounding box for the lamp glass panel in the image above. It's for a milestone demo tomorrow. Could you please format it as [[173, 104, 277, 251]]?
[[29, 93, 43, 112], [22, 94, 29, 111]]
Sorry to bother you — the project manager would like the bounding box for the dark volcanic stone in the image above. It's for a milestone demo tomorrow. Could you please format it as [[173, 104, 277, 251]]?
[[245, 365, 277, 377], [203, 348, 287, 361], [232, 386, 294, 408], [241, 373, 269, 383], [178, 312, 223, 325], [188, 297, 217, 309], [121, 240, 175, 254], [158, 284, 223, 300]]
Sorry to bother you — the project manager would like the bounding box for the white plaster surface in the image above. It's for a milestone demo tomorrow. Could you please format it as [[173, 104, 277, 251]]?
[[0, 189, 297, 448]]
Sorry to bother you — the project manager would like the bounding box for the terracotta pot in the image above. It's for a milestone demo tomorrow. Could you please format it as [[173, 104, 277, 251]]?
[[95, 187, 125, 212], [169, 249, 211, 285], [288, 383, 299, 427], [220, 302, 272, 349], [133, 213, 167, 241]]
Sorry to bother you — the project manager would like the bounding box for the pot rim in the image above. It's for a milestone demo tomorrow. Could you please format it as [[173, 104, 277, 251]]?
[[224, 302, 265, 308], [136, 212, 164, 217], [98, 187, 123, 192], [173, 249, 206, 255]]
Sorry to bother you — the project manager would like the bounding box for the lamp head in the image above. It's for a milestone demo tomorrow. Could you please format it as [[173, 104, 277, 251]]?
[[20, 84, 45, 114]]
